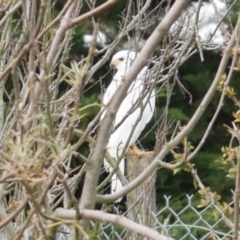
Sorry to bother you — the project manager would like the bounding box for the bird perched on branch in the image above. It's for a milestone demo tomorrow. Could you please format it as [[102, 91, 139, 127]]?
[[101, 50, 155, 200]]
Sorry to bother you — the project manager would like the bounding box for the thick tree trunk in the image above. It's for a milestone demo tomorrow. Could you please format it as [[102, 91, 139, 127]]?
[[126, 153, 156, 239]]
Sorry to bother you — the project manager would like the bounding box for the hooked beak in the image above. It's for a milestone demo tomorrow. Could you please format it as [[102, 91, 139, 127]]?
[[110, 63, 115, 70], [109, 59, 118, 70]]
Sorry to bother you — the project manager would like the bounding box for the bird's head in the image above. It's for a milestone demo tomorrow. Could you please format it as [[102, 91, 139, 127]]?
[[110, 50, 138, 72]]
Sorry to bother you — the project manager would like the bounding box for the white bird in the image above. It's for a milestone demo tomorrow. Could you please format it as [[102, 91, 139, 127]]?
[[101, 50, 155, 200], [198, 23, 226, 46], [170, 0, 228, 48], [83, 30, 107, 49]]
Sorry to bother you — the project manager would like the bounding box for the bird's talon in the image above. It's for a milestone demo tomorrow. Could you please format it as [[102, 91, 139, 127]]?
[[126, 144, 153, 156]]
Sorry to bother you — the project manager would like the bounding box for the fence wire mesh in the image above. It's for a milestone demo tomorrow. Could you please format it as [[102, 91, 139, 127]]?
[[153, 195, 233, 240], [87, 195, 233, 240], [54, 194, 234, 240]]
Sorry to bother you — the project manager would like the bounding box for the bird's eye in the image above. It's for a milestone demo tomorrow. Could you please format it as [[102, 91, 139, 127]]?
[[118, 57, 124, 61]]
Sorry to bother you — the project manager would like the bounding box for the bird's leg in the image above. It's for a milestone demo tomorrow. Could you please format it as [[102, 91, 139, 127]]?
[[126, 144, 154, 156]]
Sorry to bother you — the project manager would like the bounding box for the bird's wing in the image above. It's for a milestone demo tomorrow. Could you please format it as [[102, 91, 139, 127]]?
[[107, 67, 155, 152], [107, 67, 155, 198], [100, 71, 122, 121]]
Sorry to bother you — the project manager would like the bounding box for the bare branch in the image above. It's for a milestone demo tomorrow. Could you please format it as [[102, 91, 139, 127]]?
[[54, 208, 174, 240], [0, 2, 21, 29], [69, 0, 119, 28]]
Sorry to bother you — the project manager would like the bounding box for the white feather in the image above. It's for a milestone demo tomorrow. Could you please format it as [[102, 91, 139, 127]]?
[[101, 50, 155, 200], [83, 30, 107, 48], [170, 0, 228, 48]]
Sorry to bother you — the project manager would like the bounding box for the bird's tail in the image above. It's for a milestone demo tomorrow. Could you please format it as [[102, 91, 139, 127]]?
[[104, 153, 125, 202], [111, 159, 125, 196]]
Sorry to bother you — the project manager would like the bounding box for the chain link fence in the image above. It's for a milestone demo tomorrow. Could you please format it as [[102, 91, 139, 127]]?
[[153, 195, 233, 240], [54, 194, 234, 240], [0, 195, 233, 239]]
